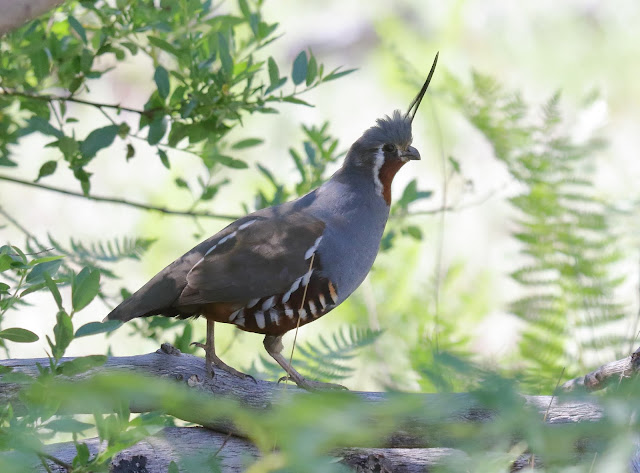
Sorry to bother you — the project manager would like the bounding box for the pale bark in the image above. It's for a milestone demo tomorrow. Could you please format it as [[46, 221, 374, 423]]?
[[0, 344, 605, 450], [0, 0, 65, 35], [562, 346, 640, 392], [30, 427, 471, 473]]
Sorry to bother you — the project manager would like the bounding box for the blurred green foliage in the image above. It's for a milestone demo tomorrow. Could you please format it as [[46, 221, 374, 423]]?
[[0, 0, 637, 471]]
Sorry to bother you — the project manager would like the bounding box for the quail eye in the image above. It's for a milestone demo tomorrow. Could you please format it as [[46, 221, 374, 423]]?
[[382, 143, 396, 153]]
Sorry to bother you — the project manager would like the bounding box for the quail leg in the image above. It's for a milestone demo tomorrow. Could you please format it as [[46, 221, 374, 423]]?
[[192, 319, 255, 382], [263, 335, 347, 391]]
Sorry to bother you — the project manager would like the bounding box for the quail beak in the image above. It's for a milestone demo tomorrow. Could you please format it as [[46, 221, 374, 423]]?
[[400, 146, 421, 162]]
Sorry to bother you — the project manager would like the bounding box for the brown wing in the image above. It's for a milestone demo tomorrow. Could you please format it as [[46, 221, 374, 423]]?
[[176, 212, 325, 306]]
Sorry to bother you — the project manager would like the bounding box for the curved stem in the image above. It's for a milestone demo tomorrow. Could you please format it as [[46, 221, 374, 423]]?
[[0, 174, 239, 220], [0, 88, 158, 117]]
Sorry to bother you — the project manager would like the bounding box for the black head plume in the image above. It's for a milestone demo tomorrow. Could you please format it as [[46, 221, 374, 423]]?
[[404, 52, 439, 124]]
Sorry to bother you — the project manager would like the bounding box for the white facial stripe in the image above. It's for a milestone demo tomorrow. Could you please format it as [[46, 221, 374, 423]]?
[[204, 244, 218, 256], [255, 311, 266, 329], [373, 148, 384, 197], [304, 236, 323, 260]]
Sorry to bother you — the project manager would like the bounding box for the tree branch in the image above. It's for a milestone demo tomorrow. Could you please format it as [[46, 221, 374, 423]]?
[[561, 346, 640, 392], [0, 345, 605, 449], [0, 0, 64, 35], [25, 426, 478, 473], [0, 174, 239, 220], [0, 88, 155, 117]]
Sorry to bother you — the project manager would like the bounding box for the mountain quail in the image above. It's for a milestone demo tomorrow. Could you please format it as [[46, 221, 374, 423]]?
[[106, 53, 438, 391]]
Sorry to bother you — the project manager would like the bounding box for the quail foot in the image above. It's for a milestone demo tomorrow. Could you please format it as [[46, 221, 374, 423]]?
[[105, 53, 439, 391]]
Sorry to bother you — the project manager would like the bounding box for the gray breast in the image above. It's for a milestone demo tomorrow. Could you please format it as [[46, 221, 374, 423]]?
[[310, 176, 390, 303]]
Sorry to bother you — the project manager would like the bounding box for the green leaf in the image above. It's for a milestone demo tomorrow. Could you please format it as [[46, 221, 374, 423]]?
[[0, 254, 13, 272], [217, 33, 233, 77], [292, 51, 308, 86], [30, 49, 50, 81], [267, 57, 279, 86], [148, 36, 180, 57], [232, 138, 263, 149], [26, 259, 61, 283], [168, 461, 179, 473], [281, 96, 313, 107], [80, 125, 119, 159], [448, 156, 461, 174], [68, 16, 87, 43], [75, 442, 90, 466], [238, 0, 251, 18], [148, 117, 168, 145], [45, 417, 94, 433], [53, 311, 73, 359], [306, 54, 317, 86], [406, 225, 423, 240], [75, 320, 122, 338], [157, 149, 170, 169], [35, 161, 57, 182], [216, 155, 248, 169], [324, 67, 357, 82], [29, 255, 64, 265], [154, 66, 170, 99], [175, 178, 189, 189], [72, 268, 100, 312], [57, 136, 79, 157], [0, 328, 39, 343], [24, 116, 63, 138], [43, 272, 63, 310], [59, 355, 107, 376]]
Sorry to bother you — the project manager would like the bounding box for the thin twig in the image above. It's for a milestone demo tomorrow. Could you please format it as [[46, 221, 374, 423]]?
[[0, 205, 33, 237], [588, 452, 597, 473], [428, 95, 446, 353], [38, 452, 73, 471], [401, 181, 509, 218], [38, 455, 55, 473], [544, 367, 566, 422], [0, 88, 156, 117], [213, 431, 232, 457], [531, 367, 566, 469], [0, 174, 239, 220], [285, 253, 315, 385]]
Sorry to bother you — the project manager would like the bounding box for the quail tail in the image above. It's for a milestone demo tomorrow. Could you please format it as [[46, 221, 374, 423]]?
[[192, 319, 256, 382], [263, 335, 347, 392]]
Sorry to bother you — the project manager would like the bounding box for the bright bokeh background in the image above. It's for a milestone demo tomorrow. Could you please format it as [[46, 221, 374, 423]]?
[[2, 0, 639, 391]]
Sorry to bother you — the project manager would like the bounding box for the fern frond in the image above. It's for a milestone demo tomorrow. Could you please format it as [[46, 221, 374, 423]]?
[[49, 235, 155, 262], [251, 326, 383, 383]]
